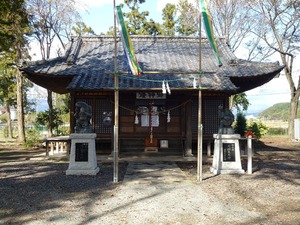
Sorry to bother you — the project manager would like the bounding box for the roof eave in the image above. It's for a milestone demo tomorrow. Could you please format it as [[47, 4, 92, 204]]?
[[229, 66, 284, 93], [21, 70, 74, 94]]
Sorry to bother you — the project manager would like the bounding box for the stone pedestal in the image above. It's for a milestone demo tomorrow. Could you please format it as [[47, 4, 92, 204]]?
[[66, 133, 99, 176], [210, 134, 244, 175]]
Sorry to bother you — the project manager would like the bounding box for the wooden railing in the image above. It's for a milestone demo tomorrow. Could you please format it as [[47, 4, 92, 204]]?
[[44, 136, 71, 157]]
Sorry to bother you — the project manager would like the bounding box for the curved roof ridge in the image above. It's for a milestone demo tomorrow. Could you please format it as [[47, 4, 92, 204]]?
[[66, 37, 82, 65], [76, 35, 226, 42]]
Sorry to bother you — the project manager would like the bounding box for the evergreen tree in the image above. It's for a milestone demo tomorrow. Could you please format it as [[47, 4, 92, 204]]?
[[234, 112, 247, 136], [0, 0, 30, 142], [72, 22, 95, 36], [176, 0, 198, 36], [162, 3, 177, 36], [122, 0, 150, 35], [122, 0, 164, 35], [0, 57, 16, 138], [0, 0, 28, 52]]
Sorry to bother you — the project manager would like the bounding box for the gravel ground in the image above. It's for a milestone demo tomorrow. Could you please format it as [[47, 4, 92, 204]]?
[[0, 137, 299, 225]]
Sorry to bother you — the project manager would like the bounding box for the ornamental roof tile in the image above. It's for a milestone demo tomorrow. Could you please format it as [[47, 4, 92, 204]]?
[[21, 35, 283, 94]]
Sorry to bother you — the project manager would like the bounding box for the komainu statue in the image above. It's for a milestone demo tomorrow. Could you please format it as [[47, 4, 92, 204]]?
[[218, 105, 234, 134], [74, 102, 92, 133]]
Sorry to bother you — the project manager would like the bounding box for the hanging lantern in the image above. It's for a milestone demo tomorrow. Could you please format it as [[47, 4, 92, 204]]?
[[167, 110, 171, 123], [193, 77, 197, 89], [166, 81, 171, 95], [162, 80, 166, 94], [135, 114, 139, 124]]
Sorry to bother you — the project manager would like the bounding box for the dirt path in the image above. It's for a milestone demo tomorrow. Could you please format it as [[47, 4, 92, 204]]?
[[0, 136, 299, 224]]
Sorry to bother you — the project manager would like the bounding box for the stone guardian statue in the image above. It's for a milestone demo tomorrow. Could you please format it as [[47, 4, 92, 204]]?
[[74, 102, 92, 133]]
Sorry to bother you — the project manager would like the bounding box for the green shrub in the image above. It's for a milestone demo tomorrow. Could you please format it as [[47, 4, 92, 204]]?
[[247, 120, 269, 139], [234, 112, 247, 136], [3, 126, 8, 138], [57, 126, 70, 136], [24, 128, 42, 147]]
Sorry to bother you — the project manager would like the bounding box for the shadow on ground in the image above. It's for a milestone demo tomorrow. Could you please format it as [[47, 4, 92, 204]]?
[[0, 160, 127, 224]]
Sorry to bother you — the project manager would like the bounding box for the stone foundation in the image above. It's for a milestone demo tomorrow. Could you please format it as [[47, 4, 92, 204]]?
[[210, 134, 244, 175], [66, 133, 99, 176]]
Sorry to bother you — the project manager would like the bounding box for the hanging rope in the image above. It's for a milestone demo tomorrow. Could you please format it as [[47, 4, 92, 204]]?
[[109, 98, 193, 115], [118, 74, 192, 83]]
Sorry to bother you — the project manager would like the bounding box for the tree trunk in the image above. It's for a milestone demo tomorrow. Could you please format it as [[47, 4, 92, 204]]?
[[282, 55, 300, 139], [16, 69, 25, 143], [288, 95, 299, 138], [229, 95, 234, 110], [47, 90, 53, 137], [5, 102, 13, 139]]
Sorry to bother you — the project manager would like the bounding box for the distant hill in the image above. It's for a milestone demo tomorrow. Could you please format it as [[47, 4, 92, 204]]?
[[258, 102, 300, 121]]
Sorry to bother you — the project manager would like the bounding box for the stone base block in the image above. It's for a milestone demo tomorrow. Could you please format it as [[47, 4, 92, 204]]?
[[211, 134, 245, 175], [66, 167, 99, 176], [210, 167, 244, 175], [66, 133, 99, 176]]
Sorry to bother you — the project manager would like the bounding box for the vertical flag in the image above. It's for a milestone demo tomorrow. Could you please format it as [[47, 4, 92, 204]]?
[[200, 0, 222, 67], [115, 6, 143, 75]]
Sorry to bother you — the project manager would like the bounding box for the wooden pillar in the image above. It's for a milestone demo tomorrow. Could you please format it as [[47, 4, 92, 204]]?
[[207, 141, 211, 156], [70, 92, 75, 133], [185, 100, 193, 156]]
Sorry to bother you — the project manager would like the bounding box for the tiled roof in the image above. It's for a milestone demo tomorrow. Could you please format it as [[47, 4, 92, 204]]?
[[21, 35, 284, 94]]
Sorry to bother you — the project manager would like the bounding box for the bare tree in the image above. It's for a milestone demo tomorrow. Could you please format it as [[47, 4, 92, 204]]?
[[249, 0, 300, 138], [205, 0, 259, 111], [26, 0, 81, 137], [207, 0, 254, 52]]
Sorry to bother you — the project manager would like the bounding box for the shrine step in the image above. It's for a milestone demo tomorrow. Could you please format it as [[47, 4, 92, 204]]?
[[120, 139, 183, 153], [120, 151, 183, 157]]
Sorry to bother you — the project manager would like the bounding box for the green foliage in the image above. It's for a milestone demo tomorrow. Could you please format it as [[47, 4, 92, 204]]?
[[0, 0, 29, 52], [162, 3, 177, 36], [233, 93, 249, 112], [267, 127, 288, 136], [114, 0, 200, 36], [0, 114, 7, 123], [35, 108, 63, 134], [144, 19, 165, 35], [247, 120, 268, 139], [122, 0, 151, 35], [72, 22, 95, 36], [233, 112, 247, 136], [24, 128, 42, 147], [234, 113, 269, 139], [0, 58, 33, 113], [120, 0, 164, 35], [258, 102, 300, 121], [57, 126, 70, 136], [176, 0, 198, 36], [3, 126, 9, 138], [55, 93, 70, 114], [0, 55, 18, 107]]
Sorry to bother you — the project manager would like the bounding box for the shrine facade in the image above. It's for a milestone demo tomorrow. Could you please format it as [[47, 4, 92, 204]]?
[[21, 36, 283, 156]]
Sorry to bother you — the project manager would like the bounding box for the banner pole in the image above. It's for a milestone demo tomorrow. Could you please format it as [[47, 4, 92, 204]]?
[[113, 0, 119, 183], [197, 2, 203, 183]]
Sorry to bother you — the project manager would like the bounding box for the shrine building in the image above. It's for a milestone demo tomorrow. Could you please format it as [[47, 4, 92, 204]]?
[[21, 35, 283, 156]]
